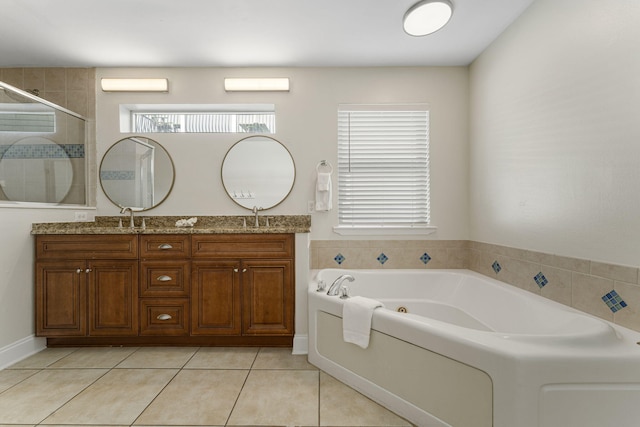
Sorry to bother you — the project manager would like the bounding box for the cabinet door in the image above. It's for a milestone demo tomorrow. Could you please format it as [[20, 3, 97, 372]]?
[[87, 260, 138, 336], [242, 259, 293, 336], [36, 261, 86, 336], [191, 260, 241, 335]]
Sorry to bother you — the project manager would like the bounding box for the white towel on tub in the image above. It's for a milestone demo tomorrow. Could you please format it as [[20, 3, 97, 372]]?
[[342, 296, 385, 349]]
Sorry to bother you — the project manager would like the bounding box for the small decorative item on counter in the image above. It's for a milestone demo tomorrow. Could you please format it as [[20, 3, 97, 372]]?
[[175, 217, 198, 227]]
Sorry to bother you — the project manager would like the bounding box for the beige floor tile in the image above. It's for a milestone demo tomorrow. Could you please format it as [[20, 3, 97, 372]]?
[[320, 372, 411, 426], [227, 370, 319, 426], [48, 347, 138, 368], [252, 347, 318, 370], [7, 347, 78, 369], [135, 369, 248, 425], [117, 347, 198, 368], [41, 368, 177, 425], [0, 369, 39, 393], [184, 347, 258, 369], [0, 368, 107, 424]]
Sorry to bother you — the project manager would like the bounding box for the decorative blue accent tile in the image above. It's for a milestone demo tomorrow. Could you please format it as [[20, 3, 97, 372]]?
[[0, 143, 84, 159], [100, 170, 135, 180], [334, 253, 345, 265], [377, 253, 388, 265], [420, 252, 432, 265], [602, 290, 628, 313], [492, 261, 502, 274], [534, 272, 548, 288]]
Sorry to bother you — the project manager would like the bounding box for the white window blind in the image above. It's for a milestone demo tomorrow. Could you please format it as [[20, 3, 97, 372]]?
[[337, 106, 430, 230]]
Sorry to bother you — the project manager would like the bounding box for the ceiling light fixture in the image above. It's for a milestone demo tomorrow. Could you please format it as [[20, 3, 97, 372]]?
[[101, 78, 169, 92], [403, 0, 454, 37], [224, 78, 290, 92]]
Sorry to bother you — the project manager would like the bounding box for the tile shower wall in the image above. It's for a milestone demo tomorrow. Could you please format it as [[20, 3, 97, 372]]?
[[0, 67, 97, 205], [311, 239, 640, 333]]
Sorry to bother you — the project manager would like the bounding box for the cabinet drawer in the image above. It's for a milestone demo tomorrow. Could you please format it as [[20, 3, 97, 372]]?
[[140, 261, 190, 297], [140, 299, 189, 336], [192, 234, 293, 258], [36, 235, 138, 259], [140, 235, 191, 258]]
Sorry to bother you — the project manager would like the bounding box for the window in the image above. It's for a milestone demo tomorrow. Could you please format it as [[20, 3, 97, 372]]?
[[334, 105, 434, 235], [120, 104, 276, 134]]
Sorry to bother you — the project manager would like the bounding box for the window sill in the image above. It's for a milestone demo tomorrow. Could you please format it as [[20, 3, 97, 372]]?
[[332, 225, 437, 236]]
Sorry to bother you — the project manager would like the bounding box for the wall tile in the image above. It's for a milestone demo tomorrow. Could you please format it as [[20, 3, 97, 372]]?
[[495, 255, 541, 294], [540, 266, 572, 306], [613, 281, 640, 331], [2, 68, 25, 88], [590, 261, 638, 284], [44, 68, 66, 91], [23, 68, 45, 92], [572, 272, 614, 321]]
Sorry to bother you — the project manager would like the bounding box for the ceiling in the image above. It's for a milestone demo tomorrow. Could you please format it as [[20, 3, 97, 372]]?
[[0, 0, 535, 68]]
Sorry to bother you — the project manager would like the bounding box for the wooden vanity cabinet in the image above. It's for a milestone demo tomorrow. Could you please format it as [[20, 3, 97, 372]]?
[[35, 235, 138, 337], [139, 235, 190, 336], [192, 234, 294, 338], [36, 232, 295, 346]]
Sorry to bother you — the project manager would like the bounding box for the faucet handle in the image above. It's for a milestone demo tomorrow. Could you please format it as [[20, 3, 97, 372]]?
[[339, 285, 350, 299], [266, 217, 273, 227]]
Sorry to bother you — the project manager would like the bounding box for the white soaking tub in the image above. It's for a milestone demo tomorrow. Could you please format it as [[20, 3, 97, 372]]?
[[307, 268, 640, 427]]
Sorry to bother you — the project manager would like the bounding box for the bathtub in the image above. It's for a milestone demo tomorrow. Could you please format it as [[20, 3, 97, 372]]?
[[307, 269, 640, 427]]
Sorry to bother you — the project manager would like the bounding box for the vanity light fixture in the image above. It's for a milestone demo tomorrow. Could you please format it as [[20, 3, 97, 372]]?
[[403, 0, 453, 37], [224, 77, 290, 92], [100, 78, 169, 92]]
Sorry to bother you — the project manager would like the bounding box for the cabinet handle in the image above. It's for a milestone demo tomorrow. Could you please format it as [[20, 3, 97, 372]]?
[[158, 243, 173, 250], [156, 314, 172, 321], [234, 268, 239, 273], [242, 268, 247, 273], [157, 275, 172, 282]]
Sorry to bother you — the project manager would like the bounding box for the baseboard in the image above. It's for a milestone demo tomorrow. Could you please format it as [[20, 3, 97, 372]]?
[[292, 334, 308, 355], [0, 335, 46, 370]]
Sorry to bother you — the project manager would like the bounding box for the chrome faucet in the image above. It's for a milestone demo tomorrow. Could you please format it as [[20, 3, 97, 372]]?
[[120, 207, 135, 229], [327, 274, 355, 296], [252, 206, 262, 227]]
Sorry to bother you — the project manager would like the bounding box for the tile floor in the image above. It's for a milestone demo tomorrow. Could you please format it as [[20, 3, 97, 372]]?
[[0, 346, 412, 427]]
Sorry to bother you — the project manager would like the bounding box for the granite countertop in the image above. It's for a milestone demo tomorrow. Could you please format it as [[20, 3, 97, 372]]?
[[31, 215, 311, 235]]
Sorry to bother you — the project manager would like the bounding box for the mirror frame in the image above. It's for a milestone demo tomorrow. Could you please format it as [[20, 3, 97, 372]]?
[[99, 136, 175, 211], [221, 135, 296, 210]]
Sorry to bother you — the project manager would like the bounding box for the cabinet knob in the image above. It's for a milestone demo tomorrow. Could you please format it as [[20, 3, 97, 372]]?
[[158, 243, 173, 250], [234, 268, 239, 273], [157, 275, 172, 282], [156, 314, 172, 321], [76, 268, 83, 274], [242, 268, 247, 273], [85, 268, 92, 273]]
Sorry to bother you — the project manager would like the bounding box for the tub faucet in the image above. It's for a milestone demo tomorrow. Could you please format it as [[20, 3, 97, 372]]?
[[120, 207, 135, 229], [327, 274, 355, 296]]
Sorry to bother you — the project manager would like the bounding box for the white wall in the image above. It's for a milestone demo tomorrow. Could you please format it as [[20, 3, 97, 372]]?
[[96, 67, 470, 241], [469, 0, 640, 266], [0, 207, 94, 355]]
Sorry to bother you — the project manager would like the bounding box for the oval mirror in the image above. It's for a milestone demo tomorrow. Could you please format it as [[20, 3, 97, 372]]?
[[221, 136, 295, 210], [99, 136, 175, 210]]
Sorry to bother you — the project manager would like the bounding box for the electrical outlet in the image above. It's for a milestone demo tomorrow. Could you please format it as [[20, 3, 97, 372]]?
[[74, 211, 88, 222], [308, 200, 315, 213]]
